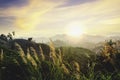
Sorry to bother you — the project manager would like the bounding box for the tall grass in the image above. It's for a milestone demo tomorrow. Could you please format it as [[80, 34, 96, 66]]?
[[0, 40, 120, 80], [0, 43, 77, 80]]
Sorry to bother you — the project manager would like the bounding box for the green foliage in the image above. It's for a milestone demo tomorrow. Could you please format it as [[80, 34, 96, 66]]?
[[0, 44, 76, 80], [0, 39, 120, 80], [59, 47, 95, 73]]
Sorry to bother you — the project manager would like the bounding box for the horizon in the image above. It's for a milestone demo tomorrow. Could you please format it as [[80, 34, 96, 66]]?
[[11, 33, 120, 44]]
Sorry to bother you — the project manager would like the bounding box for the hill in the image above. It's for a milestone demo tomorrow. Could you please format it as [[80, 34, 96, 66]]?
[[59, 47, 95, 72], [1, 33, 120, 80]]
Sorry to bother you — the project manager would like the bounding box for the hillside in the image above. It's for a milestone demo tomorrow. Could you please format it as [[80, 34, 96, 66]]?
[[0, 34, 120, 80], [59, 47, 95, 72]]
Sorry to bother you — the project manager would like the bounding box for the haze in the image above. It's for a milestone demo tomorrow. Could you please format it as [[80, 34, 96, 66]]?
[[0, 0, 120, 38]]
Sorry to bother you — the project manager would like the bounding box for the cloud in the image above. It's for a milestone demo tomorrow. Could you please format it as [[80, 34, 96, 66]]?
[[59, 0, 97, 7], [0, 16, 15, 26], [0, 0, 120, 37], [0, 0, 28, 8], [0, 0, 65, 30], [41, 0, 120, 23]]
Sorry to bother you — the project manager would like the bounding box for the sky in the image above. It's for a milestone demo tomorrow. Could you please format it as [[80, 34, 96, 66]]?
[[0, 0, 120, 38]]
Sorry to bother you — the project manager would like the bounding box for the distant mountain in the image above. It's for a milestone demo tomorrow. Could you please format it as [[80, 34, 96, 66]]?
[[34, 37, 49, 43], [50, 34, 120, 43], [50, 34, 106, 43], [107, 36, 120, 41], [33, 33, 120, 49]]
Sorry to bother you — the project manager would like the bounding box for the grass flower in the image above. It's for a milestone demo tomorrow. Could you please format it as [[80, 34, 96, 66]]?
[[61, 63, 70, 74], [0, 49, 3, 61], [39, 46, 45, 61]]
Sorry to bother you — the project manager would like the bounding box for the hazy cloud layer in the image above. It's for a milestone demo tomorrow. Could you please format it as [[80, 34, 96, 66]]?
[[0, 0, 120, 37]]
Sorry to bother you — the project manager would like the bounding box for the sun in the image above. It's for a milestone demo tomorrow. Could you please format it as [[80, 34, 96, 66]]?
[[66, 26, 84, 37]]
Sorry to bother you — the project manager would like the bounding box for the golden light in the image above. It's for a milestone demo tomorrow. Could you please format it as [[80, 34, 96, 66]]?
[[66, 23, 84, 37]]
